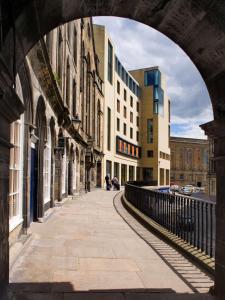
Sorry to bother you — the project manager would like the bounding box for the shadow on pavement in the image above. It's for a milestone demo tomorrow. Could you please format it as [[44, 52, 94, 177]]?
[[8, 282, 215, 300]]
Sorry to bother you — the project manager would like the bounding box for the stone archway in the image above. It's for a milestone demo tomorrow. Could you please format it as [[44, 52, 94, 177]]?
[[1, 1, 225, 298]]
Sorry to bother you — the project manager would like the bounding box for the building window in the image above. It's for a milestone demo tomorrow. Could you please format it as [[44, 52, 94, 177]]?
[[106, 160, 112, 178], [136, 116, 139, 127], [130, 112, 133, 123], [117, 118, 120, 131], [123, 106, 127, 118], [136, 131, 139, 142], [130, 96, 133, 107], [130, 127, 133, 139], [117, 99, 120, 113], [57, 29, 63, 88], [66, 58, 70, 109], [72, 80, 77, 116], [147, 150, 153, 157], [114, 162, 120, 180], [62, 141, 66, 194], [121, 164, 127, 185], [147, 119, 153, 143], [123, 123, 127, 135], [108, 40, 113, 84], [43, 127, 51, 203], [129, 166, 134, 181], [9, 118, 24, 229], [136, 101, 139, 112], [97, 100, 101, 147], [117, 80, 120, 94], [74, 27, 77, 65], [180, 174, 184, 180], [143, 168, 153, 182], [107, 107, 111, 150], [124, 89, 127, 101]]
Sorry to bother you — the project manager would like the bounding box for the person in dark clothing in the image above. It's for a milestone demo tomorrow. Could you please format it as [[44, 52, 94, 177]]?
[[105, 174, 111, 191]]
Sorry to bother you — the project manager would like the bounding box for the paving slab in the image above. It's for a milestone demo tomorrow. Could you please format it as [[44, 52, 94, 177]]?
[[10, 189, 214, 299]]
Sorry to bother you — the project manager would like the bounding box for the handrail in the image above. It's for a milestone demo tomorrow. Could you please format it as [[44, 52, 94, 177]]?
[[125, 182, 216, 258]]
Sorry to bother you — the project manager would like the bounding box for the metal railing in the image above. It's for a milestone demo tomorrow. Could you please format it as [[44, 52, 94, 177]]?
[[125, 182, 216, 258]]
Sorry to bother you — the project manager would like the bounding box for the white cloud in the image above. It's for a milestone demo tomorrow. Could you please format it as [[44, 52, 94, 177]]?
[[93, 16, 213, 138]]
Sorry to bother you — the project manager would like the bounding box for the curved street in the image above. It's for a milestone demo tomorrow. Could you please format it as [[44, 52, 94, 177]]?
[[10, 189, 214, 299]]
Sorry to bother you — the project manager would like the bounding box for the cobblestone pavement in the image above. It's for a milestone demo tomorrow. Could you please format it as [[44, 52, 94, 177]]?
[[9, 189, 214, 300]]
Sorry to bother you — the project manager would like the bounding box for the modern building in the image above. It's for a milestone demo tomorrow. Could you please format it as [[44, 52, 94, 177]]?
[[9, 18, 104, 245], [170, 136, 208, 188], [130, 67, 171, 185], [93, 25, 171, 186]]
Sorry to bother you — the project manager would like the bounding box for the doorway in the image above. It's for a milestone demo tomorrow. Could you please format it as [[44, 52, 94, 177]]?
[[30, 147, 38, 222]]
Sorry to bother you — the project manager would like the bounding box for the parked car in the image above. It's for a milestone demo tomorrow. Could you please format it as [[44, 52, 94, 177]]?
[[170, 185, 180, 192], [179, 187, 192, 196]]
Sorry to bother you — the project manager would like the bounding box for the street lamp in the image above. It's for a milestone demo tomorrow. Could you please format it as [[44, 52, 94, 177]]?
[[71, 115, 81, 131]]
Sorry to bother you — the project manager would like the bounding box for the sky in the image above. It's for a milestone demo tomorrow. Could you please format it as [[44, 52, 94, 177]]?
[[93, 17, 213, 139]]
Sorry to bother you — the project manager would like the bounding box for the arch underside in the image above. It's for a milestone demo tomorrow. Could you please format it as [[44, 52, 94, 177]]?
[[2, 0, 225, 118], [2, 0, 225, 298]]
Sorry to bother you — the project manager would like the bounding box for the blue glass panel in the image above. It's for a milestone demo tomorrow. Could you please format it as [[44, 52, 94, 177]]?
[[129, 77, 132, 90], [154, 70, 161, 87]]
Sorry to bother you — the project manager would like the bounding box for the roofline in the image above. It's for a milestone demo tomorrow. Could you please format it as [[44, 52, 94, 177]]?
[[129, 66, 159, 73], [170, 136, 208, 143]]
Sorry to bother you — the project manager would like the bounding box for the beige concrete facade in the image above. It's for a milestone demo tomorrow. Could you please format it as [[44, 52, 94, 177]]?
[[130, 67, 171, 185], [94, 25, 171, 187], [170, 137, 208, 188], [93, 25, 141, 186]]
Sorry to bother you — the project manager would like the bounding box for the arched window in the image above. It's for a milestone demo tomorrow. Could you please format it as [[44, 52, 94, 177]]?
[[74, 27, 77, 65], [66, 59, 70, 109], [57, 29, 63, 88], [43, 126, 51, 203]]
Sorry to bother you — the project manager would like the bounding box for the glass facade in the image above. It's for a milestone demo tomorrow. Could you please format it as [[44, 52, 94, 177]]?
[[116, 136, 141, 159], [144, 69, 164, 116], [115, 55, 140, 97]]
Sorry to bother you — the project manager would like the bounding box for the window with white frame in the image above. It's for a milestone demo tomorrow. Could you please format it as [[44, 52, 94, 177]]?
[[9, 117, 24, 230], [43, 127, 51, 204]]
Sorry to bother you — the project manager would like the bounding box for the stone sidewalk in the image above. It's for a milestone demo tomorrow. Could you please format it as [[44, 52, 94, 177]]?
[[9, 189, 214, 299]]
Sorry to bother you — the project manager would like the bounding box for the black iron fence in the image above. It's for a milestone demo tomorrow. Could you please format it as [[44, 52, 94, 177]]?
[[125, 182, 216, 258]]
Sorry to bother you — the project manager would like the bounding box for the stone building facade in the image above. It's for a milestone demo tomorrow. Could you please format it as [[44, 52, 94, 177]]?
[[170, 137, 208, 188], [200, 123, 217, 198], [9, 18, 104, 246]]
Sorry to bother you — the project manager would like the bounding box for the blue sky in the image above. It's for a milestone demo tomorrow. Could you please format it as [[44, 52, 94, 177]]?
[[93, 17, 213, 139]]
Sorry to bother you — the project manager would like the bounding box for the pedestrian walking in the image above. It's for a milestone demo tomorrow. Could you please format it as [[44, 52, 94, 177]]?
[[105, 174, 111, 191]]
